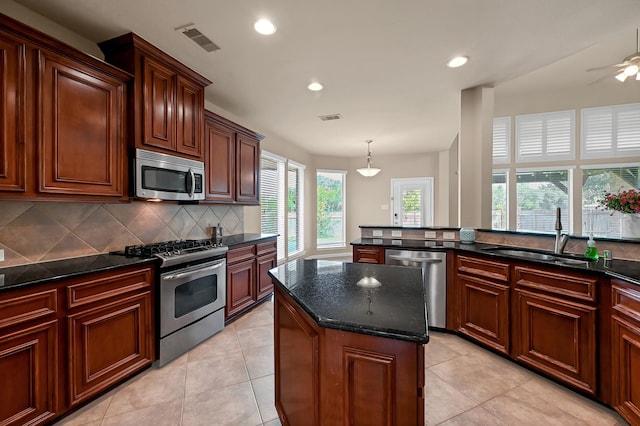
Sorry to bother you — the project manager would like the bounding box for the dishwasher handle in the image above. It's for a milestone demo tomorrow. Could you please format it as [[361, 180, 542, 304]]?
[[388, 254, 442, 264]]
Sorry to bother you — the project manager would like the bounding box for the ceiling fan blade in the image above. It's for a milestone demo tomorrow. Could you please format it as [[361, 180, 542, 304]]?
[[586, 63, 627, 72]]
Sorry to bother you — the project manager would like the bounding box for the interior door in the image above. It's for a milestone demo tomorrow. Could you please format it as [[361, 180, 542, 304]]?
[[391, 178, 434, 227]]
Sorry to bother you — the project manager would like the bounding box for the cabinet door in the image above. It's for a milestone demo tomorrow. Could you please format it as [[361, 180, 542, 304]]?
[[176, 75, 203, 158], [611, 314, 640, 424], [513, 288, 597, 395], [458, 274, 510, 354], [142, 56, 176, 152], [226, 258, 257, 318], [0, 320, 57, 425], [353, 246, 385, 264], [204, 119, 235, 202], [257, 252, 277, 300], [67, 292, 153, 406], [37, 49, 126, 197], [235, 134, 260, 204], [0, 33, 26, 193]]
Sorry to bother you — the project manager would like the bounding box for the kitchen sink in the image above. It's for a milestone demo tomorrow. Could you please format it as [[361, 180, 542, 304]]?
[[481, 247, 593, 266]]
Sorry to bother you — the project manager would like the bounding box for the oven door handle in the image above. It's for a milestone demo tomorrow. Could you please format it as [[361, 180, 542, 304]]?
[[163, 260, 225, 281]]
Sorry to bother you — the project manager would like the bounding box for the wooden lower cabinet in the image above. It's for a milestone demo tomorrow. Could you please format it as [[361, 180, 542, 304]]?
[[0, 263, 154, 425], [227, 258, 257, 318], [611, 279, 640, 424], [352, 245, 385, 264], [0, 320, 58, 425], [458, 275, 510, 354], [512, 265, 598, 396], [67, 292, 153, 405], [274, 286, 424, 425], [226, 238, 277, 321], [455, 255, 511, 354]]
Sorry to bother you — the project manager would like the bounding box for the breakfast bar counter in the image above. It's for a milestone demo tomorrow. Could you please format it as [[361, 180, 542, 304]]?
[[268, 259, 427, 425]]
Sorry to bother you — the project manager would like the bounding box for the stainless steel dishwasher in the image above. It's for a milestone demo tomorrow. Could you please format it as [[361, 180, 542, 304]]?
[[385, 250, 447, 329]]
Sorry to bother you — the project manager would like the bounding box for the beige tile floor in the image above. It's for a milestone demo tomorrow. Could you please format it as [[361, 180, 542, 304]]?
[[55, 300, 628, 426]]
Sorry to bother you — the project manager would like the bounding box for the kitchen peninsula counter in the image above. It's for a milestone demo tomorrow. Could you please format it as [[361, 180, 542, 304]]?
[[268, 259, 427, 425]]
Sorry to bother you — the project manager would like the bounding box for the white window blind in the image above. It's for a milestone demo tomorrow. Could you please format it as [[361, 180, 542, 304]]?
[[493, 117, 510, 164], [515, 110, 575, 163], [581, 103, 640, 159], [287, 161, 305, 257], [260, 152, 286, 261]]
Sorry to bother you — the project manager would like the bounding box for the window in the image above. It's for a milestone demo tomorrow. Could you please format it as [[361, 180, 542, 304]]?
[[492, 171, 508, 230], [260, 152, 286, 261], [516, 169, 570, 233], [493, 117, 511, 164], [317, 170, 346, 249], [582, 165, 640, 238], [287, 161, 305, 257], [260, 151, 305, 262], [515, 110, 575, 163], [581, 103, 640, 159]]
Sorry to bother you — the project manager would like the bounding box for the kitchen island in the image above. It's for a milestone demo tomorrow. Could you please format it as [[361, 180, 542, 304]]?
[[269, 259, 428, 426]]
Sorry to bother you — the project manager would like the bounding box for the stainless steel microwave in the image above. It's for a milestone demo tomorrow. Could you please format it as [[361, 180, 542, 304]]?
[[135, 148, 205, 201]]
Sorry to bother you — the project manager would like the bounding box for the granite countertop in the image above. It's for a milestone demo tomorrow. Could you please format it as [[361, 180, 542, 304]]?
[[221, 233, 278, 247], [0, 254, 157, 292], [269, 259, 428, 344], [0, 233, 277, 292], [352, 238, 640, 286]]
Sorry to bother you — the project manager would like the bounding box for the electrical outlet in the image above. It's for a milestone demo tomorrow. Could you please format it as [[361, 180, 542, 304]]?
[[424, 231, 436, 239], [0, 249, 4, 262], [372, 238, 383, 245], [392, 239, 402, 245], [372, 229, 383, 237], [0, 274, 4, 286], [391, 230, 402, 237], [380, 204, 389, 210], [443, 232, 456, 240]]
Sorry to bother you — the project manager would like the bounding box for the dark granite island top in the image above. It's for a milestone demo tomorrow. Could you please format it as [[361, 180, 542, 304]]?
[[268, 259, 428, 344], [269, 259, 427, 425]]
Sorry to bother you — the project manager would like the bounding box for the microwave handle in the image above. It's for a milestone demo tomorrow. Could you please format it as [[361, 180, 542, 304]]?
[[187, 168, 195, 197]]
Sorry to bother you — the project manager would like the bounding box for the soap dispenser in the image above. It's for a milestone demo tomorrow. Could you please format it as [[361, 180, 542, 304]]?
[[584, 234, 599, 260]]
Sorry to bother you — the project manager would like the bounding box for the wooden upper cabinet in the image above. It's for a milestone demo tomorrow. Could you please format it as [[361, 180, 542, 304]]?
[[236, 134, 260, 204], [37, 49, 126, 197], [0, 32, 26, 193], [0, 12, 130, 201], [204, 114, 235, 202], [142, 57, 176, 152], [99, 32, 211, 161], [203, 110, 262, 204]]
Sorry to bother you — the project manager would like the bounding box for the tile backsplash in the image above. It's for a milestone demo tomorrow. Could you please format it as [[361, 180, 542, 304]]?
[[0, 201, 244, 267]]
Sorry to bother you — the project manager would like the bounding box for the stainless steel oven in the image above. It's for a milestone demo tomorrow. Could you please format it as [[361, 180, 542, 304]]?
[[111, 239, 228, 366], [159, 257, 226, 366]]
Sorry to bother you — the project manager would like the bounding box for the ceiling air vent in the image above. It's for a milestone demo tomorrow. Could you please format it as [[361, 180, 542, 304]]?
[[176, 24, 220, 52], [318, 114, 342, 121]]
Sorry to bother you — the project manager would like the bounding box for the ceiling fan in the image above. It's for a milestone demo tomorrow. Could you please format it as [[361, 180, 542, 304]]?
[[587, 28, 640, 82]]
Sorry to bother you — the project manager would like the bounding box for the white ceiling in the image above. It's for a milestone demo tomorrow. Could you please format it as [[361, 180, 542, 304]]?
[[13, 0, 640, 156]]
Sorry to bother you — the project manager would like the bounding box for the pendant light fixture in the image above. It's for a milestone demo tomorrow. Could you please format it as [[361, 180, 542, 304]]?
[[356, 140, 381, 177]]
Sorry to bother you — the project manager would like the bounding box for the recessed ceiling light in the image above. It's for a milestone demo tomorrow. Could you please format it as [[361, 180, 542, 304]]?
[[307, 82, 323, 91], [254, 18, 277, 35], [447, 56, 469, 68]]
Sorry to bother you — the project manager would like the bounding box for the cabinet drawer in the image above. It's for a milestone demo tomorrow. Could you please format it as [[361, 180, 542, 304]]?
[[612, 279, 640, 322], [66, 267, 152, 309], [227, 244, 256, 264], [256, 240, 277, 256], [0, 289, 57, 330], [456, 255, 510, 283], [514, 266, 597, 303]]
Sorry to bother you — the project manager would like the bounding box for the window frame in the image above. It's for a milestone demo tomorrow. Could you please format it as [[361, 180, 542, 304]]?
[[316, 169, 347, 250]]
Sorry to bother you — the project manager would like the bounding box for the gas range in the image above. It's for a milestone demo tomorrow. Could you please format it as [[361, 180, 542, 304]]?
[[116, 239, 228, 267]]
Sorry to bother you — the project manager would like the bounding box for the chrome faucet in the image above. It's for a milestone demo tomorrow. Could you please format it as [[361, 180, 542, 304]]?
[[554, 207, 570, 254]]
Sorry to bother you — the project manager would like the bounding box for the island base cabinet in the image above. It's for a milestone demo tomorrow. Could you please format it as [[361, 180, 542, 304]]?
[[274, 286, 424, 426], [0, 321, 57, 426], [513, 289, 597, 395]]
